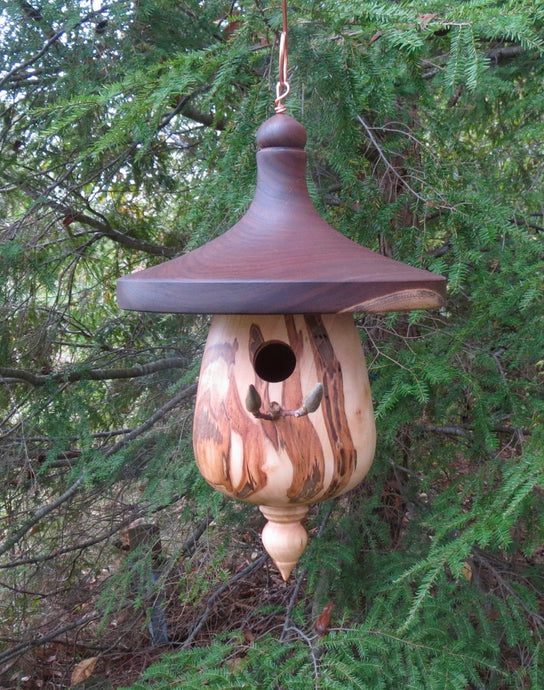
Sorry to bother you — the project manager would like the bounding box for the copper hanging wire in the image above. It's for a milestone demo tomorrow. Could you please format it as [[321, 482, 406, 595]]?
[[274, 0, 290, 113]]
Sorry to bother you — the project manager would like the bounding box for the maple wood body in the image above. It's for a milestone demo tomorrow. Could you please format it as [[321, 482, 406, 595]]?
[[193, 313, 376, 578]]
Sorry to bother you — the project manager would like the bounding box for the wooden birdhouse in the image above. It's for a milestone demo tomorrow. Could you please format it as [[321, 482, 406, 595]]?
[[117, 113, 446, 579]]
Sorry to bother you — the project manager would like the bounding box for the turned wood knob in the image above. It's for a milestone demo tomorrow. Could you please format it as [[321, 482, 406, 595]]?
[[260, 505, 309, 580]]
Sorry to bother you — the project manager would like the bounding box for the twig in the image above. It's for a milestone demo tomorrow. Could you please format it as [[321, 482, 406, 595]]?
[[417, 423, 530, 439], [280, 569, 307, 643], [181, 554, 268, 649], [283, 624, 320, 689], [356, 114, 427, 204], [418, 424, 471, 438], [280, 503, 334, 643], [104, 382, 197, 457], [0, 357, 188, 387], [0, 612, 100, 666], [0, 510, 139, 569], [0, 475, 85, 557]]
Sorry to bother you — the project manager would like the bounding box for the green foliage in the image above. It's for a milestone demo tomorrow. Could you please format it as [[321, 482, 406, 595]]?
[[1, 0, 544, 687], [125, 598, 508, 688]]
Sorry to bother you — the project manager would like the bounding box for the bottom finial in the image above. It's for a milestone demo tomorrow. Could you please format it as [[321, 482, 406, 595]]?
[[259, 505, 309, 580]]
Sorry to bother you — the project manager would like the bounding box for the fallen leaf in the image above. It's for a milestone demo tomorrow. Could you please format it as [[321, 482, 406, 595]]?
[[314, 601, 334, 636], [461, 561, 473, 581], [70, 657, 98, 687], [243, 627, 255, 643]]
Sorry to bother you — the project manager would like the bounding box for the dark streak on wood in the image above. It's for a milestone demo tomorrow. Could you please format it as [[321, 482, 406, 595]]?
[[304, 315, 357, 495], [282, 316, 325, 501], [194, 314, 368, 508]]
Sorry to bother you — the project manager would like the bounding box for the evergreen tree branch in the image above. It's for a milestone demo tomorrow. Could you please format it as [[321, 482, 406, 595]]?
[[59, 208, 177, 258], [472, 548, 544, 628], [3, 428, 135, 445], [103, 382, 197, 457], [0, 492, 199, 571], [0, 357, 189, 387], [0, 8, 107, 90], [9, 177, 178, 257], [0, 28, 66, 91], [0, 383, 196, 557]]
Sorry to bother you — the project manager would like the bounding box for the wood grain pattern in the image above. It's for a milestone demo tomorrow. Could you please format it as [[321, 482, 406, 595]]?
[[193, 312, 376, 578], [304, 314, 357, 497], [117, 114, 446, 315], [193, 313, 375, 506], [259, 505, 309, 581]]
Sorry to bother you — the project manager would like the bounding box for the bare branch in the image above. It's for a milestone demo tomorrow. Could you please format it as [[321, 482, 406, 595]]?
[[160, 90, 227, 133], [0, 356, 189, 387], [0, 510, 139, 569], [417, 423, 530, 439], [357, 114, 428, 204], [418, 424, 471, 438], [0, 475, 85, 558], [487, 44, 524, 63], [0, 383, 197, 556], [69, 210, 178, 257], [181, 554, 268, 649], [0, 612, 100, 666]]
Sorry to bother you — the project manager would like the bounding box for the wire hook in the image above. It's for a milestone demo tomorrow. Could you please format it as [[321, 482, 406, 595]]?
[[274, 0, 290, 114]]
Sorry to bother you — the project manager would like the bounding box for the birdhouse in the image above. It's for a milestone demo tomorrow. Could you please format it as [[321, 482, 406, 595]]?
[[117, 113, 446, 579]]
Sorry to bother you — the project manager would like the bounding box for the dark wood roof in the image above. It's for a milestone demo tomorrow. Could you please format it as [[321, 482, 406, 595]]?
[[117, 114, 446, 314]]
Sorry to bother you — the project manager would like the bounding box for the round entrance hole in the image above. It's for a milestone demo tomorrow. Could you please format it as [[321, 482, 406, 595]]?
[[253, 341, 296, 383]]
